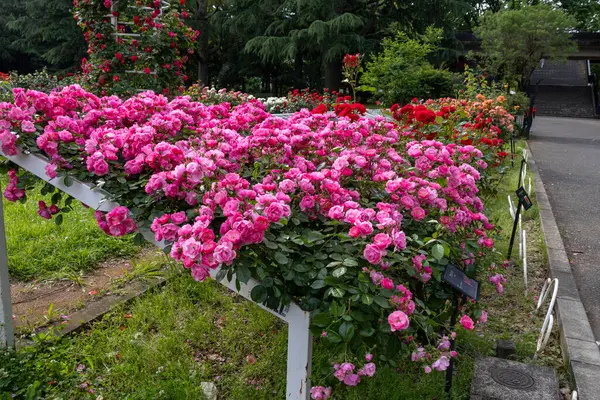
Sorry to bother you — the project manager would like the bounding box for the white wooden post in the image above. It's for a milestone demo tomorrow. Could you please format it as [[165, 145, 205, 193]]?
[[0, 148, 312, 399], [523, 230, 528, 296], [534, 278, 559, 358], [0, 183, 14, 348]]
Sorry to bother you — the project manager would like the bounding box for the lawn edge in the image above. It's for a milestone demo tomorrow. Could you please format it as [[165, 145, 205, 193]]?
[[526, 142, 600, 399]]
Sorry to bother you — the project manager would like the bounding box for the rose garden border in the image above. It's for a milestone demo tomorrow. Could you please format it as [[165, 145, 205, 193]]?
[[0, 148, 312, 399]]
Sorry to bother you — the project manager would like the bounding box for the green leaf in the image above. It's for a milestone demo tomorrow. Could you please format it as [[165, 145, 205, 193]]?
[[326, 330, 343, 344], [339, 322, 355, 342], [373, 296, 391, 309], [263, 239, 278, 250], [343, 258, 358, 267], [432, 243, 444, 261], [274, 252, 289, 265], [215, 269, 227, 282], [117, 177, 127, 184], [326, 261, 342, 268], [362, 294, 373, 305], [332, 267, 347, 278], [312, 312, 332, 328], [236, 265, 252, 284], [330, 301, 346, 317], [359, 327, 375, 337], [305, 231, 325, 243], [350, 310, 369, 322], [311, 280, 326, 289], [134, 233, 145, 246], [250, 285, 268, 303], [330, 288, 345, 298], [54, 214, 63, 226], [63, 175, 73, 187]]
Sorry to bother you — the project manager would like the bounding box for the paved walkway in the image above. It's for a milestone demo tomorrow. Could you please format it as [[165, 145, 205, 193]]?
[[529, 116, 600, 340]]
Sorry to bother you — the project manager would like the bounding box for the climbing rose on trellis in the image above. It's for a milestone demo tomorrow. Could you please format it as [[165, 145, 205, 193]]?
[[74, 0, 198, 96]]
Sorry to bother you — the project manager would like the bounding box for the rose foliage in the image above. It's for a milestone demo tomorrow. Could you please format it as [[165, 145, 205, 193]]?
[[0, 85, 515, 395]]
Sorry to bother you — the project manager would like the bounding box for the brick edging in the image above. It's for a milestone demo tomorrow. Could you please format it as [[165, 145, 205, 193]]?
[[527, 142, 600, 399]]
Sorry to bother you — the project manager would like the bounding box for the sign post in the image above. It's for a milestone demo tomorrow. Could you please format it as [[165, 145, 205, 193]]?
[[508, 187, 533, 260], [443, 264, 480, 396]]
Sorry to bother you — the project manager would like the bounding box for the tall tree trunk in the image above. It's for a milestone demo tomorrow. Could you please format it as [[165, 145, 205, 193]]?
[[324, 60, 342, 92], [195, 0, 209, 85]]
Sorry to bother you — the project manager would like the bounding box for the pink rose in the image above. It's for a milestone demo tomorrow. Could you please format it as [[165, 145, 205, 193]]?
[[479, 310, 488, 323], [411, 207, 426, 221], [45, 164, 57, 179], [360, 362, 376, 377], [373, 233, 392, 250], [343, 373, 360, 386], [388, 310, 410, 332], [21, 120, 36, 133], [363, 244, 383, 265], [460, 315, 474, 330], [213, 242, 236, 265], [380, 277, 394, 290], [171, 211, 187, 225], [432, 356, 450, 371], [310, 386, 332, 400], [182, 238, 202, 261], [328, 205, 344, 219]]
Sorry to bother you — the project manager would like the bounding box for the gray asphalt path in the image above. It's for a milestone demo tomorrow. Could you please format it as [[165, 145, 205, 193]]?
[[529, 116, 600, 340]]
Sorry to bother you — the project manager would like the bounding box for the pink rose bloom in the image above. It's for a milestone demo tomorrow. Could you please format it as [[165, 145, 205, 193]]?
[[310, 386, 332, 400], [279, 179, 296, 193], [365, 353, 373, 362], [432, 356, 450, 372], [300, 195, 315, 210], [343, 373, 360, 386], [479, 310, 488, 323], [37, 202, 52, 219], [380, 277, 394, 290], [388, 310, 410, 332], [363, 244, 383, 265], [264, 202, 287, 222], [373, 233, 392, 250], [171, 212, 187, 225], [49, 204, 59, 215], [393, 230, 406, 250], [21, 120, 36, 133], [182, 238, 202, 261], [328, 205, 344, 219], [360, 362, 376, 377], [213, 242, 236, 265], [460, 315, 474, 330], [424, 366, 432, 374], [411, 207, 426, 221], [45, 164, 57, 179]]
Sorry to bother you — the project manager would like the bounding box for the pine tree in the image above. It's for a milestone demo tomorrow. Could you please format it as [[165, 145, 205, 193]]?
[[6, 0, 87, 72]]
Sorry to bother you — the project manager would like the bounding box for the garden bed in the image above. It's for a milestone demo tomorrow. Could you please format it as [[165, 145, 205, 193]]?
[[0, 147, 569, 399]]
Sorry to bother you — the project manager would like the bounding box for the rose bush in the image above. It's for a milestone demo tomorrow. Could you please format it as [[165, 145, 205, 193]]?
[[74, 0, 198, 96], [0, 85, 513, 397]]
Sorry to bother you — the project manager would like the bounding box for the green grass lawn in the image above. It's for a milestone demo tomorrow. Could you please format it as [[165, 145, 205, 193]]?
[[0, 146, 566, 399], [2, 181, 140, 281]]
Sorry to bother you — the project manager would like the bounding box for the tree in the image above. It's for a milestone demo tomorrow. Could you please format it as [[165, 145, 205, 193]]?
[[362, 28, 456, 105], [474, 4, 577, 91], [6, 0, 87, 72]]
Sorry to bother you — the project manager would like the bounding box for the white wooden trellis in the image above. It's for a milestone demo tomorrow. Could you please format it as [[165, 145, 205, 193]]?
[[0, 148, 312, 399], [108, 2, 171, 80]]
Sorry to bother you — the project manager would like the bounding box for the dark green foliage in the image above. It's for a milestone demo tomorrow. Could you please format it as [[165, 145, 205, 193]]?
[[362, 29, 457, 105], [3, 0, 87, 73]]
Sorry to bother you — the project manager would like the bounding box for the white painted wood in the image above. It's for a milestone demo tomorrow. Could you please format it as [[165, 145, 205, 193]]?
[[518, 214, 523, 259], [528, 177, 532, 195], [534, 278, 559, 357], [508, 195, 516, 219], [0, 182, 14, 348], [523, 230, 528, 296], [0, 148, 313, 399]]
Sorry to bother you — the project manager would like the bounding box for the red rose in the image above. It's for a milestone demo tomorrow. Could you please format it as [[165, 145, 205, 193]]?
[[131, 55, 138, 62], [113, 75, 120, 82], [143, 67, 151, 74]]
